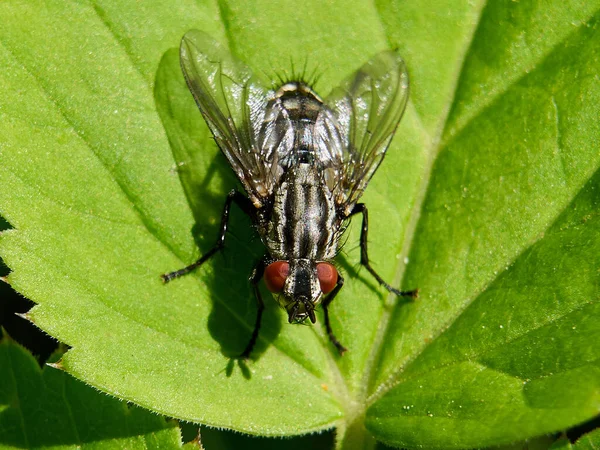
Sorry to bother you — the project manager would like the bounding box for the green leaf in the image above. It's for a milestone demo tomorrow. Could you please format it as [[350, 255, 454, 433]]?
[[574, 430, 600, 450], [0, 336, 184, 449], [550, 429, 600, 450], [0, 0, 599, 449], [366, 2, 600, 448]]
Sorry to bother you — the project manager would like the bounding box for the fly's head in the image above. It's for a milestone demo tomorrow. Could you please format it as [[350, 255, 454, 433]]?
[[264, 259, 338, 323]]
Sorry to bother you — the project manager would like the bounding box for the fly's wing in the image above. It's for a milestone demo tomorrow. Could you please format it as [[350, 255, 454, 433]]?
[[180, 30, 275, 208], [325, 50, 409, 216]]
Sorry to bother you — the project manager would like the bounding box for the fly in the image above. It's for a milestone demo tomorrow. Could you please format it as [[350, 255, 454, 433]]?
[[162, 30, 418, 358]]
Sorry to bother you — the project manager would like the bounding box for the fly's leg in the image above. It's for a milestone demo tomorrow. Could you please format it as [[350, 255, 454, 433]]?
[[240, 257, 267, 359], [161, 190, 254, 283], [349, 203, 418, 298], [322, 275, 347, 354]]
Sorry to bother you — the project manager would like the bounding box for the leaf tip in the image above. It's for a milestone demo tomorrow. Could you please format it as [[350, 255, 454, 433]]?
[[14, 312, 31, 322], [46, 360, 64, 370]]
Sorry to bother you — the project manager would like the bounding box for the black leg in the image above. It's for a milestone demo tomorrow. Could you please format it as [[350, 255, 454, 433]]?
[[349, 203, 418, 298], [240, 257, 267, 359], [322, 275, 346, 354], [161, 190, 254, 283]]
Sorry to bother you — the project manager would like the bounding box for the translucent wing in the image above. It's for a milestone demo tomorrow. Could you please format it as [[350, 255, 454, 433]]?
[[326, 50, 409, 216], [180, 30, 276, 208]]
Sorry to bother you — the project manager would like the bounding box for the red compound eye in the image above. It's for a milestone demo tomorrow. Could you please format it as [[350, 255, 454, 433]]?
[[264, 261, 290, 293], [317, 262, 338, 294]]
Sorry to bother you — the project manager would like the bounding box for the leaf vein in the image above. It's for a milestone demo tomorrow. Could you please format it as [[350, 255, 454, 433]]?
[[442, 6, 600, 147], [0, 34, 181, 264], [369, 163, 600, 404], [364, 0, 488, 403]]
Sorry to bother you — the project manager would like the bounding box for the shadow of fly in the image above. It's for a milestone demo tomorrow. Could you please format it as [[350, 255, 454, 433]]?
[[162, 30, 418, 358]]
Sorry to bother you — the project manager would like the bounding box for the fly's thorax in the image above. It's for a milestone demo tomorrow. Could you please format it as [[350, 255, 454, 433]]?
[[275, 82, 324, 112], [259, 80, 345, 170], [265, 163, 342, 261]]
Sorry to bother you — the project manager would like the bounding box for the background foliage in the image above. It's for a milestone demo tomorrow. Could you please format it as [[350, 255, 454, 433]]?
[[0, 0, 598, 449]]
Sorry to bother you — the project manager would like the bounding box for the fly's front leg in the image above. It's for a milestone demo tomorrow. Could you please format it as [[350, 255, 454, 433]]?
[[161, 190, 254, 283], [349, 203, 418, 298], [322, 275, 346, 354], [240, 257, 267, 359]]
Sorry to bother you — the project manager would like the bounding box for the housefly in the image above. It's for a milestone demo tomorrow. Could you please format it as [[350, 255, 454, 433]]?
[[162, 30, 417, 358]]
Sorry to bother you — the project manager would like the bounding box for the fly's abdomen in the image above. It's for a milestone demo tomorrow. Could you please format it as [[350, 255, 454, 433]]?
[[266, 164, 340, 261]]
